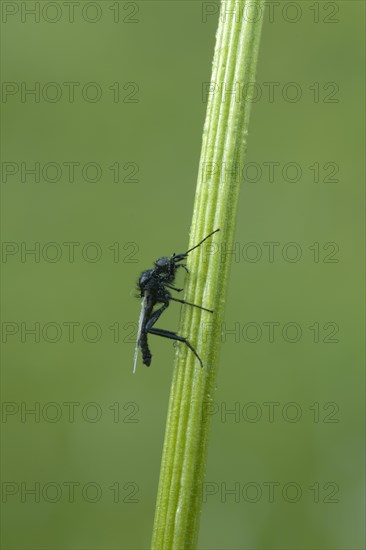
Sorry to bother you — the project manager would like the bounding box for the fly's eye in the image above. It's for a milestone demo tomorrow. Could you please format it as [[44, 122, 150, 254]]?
[[155, 257, 170, 269]]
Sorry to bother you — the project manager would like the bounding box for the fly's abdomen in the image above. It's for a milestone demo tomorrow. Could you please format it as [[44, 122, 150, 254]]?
[[140, 332, 152, 366]]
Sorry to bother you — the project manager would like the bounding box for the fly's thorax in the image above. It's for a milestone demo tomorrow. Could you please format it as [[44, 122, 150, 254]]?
[[138, 268, 156, 291]]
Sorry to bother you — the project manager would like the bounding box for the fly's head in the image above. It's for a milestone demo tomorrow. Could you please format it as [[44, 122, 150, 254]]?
[[155, 252, 189, 282], [154, 255, 177, 281]]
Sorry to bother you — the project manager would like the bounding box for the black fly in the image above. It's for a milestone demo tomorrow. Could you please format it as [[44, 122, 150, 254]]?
[[133, 228, 220, 373]]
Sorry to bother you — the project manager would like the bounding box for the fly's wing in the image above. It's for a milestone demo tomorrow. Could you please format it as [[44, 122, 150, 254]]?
[[133, 297, 146, 374]]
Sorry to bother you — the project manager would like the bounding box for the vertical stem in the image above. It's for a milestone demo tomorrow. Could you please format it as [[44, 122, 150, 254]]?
[[152, 1, 265, 548]]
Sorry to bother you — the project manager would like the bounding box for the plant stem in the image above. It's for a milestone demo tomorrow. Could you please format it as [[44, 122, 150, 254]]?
[[151, 2, 265, 548]]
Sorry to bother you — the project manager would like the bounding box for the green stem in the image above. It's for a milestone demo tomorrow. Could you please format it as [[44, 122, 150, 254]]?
[[151, 2, 265, 548]]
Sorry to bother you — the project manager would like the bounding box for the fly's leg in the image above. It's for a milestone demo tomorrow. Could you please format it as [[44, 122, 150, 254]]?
[[147, 327, 204, 368], [170, 296, 213, 313], [142, 302, 169, 366], [176, 264, 189, 273], [145, 302, 169, 331], [165, 283, 183, 293]]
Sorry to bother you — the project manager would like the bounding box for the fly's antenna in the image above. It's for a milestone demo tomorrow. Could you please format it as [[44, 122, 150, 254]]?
[[174, 228, 220, 261], [185, 228, 220, 255]]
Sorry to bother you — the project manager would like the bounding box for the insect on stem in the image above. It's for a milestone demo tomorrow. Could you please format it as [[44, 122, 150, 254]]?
[[132, 229, 220, 372]]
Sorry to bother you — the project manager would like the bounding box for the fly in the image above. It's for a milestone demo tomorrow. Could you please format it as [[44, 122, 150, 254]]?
[[133, 228, 220, 373]]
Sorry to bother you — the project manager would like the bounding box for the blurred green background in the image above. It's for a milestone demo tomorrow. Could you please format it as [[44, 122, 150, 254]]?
[[1, 1, 364, 549]]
